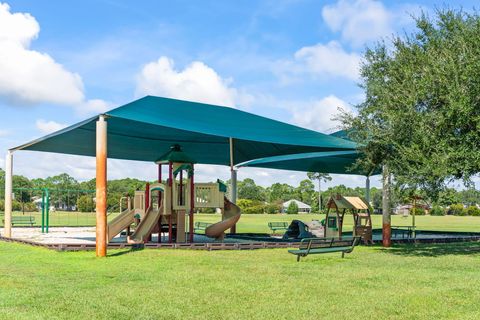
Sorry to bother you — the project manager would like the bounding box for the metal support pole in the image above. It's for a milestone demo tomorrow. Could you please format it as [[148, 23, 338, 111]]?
[[365, 175, 370, 205], [4, 151, 13, 238], [382, 165, 391, 247], [318, 179, 322, 212], [189, 164, 194, 243], [95, 115, 108, 257], [168, 162, 173, 243], [229, 138, 237, 234]]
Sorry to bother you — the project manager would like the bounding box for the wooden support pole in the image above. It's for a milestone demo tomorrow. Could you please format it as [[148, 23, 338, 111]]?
[[4, 151, 13, 238], [158, 164, 162, 243], [96, 115, 108, 257], [382, 165, 391, 247]]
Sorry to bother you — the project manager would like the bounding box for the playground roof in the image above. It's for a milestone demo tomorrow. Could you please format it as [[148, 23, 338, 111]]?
[[12, 96, 357, 166], [237, 150, 380, 176]]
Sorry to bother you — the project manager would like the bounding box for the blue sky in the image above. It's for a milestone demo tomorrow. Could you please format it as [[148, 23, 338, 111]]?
[[0, 0, 477, 189]]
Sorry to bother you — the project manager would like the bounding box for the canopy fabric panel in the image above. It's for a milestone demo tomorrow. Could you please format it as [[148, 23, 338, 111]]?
[[237, 151, 380, 176], [12, 96, 357, 166]]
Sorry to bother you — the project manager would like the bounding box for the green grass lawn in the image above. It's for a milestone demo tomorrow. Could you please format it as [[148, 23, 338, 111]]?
[[195, 213, 480, 233], [1, 241, 480, 319], [1, 211, 480, 234]]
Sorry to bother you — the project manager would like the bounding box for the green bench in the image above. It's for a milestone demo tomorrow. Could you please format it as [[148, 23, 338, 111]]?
[[3, 216, 36, 226], [288, 237, 361, 262], [194, 221, 212, 233], [268, 222, 289, 233]]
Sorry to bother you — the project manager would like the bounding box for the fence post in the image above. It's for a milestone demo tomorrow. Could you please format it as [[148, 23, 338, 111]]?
[[41, 190, 45, 233], [45, 189, 50, 233]]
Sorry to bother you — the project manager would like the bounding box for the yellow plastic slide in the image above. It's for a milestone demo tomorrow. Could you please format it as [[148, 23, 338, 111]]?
[[127, 203, 163, 244], [107, 208, 135, 242], [205, 198, 241, 239]]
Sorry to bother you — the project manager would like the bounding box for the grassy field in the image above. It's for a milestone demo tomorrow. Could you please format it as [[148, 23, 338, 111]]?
[[1, 241, 480, 319], [195, 213, 480, 233], [1, 211, 480, 233]]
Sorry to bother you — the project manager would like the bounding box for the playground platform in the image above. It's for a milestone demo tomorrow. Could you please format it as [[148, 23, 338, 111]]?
[[1, 227, 480, 251]]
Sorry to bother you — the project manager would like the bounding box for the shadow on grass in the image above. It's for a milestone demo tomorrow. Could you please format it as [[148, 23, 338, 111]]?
[[379, 242, 480, 257], [108, 244, 144, 257]]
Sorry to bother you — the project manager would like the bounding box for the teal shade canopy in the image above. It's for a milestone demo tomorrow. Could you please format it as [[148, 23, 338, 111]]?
[[238, 151, 380, 176], [12, 96, 357, 166]]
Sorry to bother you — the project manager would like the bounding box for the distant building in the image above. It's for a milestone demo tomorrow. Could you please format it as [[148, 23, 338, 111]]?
[[282, 199, 311, 213]]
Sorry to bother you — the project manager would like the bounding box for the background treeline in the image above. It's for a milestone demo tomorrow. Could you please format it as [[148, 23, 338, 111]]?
[[2, 169, 480, 214]]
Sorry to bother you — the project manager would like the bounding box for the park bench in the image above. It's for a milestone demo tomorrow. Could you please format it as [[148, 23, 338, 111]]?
[[391, 226, 414, 239], [288, 236, 361, 262], [268, 222, 289, 233], [194, 221, 212, 233], [3, 216, 36, 226]]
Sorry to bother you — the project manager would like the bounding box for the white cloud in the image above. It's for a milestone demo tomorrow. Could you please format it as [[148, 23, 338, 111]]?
[[294, 41, 361, 81], [0, 3, 108, 114], [322, 0, 392, 47], [0, 129, 9, 137], [322, 0, 424, 48], [274, 40, 361, 84], [35, 119, 67, 134], [136, 56, 241, 107], [292, 95, 353, 133]]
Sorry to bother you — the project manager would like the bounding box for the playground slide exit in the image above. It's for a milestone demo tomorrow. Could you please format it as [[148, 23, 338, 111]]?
[[127, 203, 163, 244], [107, 208, 135, 242], [205, 198, 241, 239]]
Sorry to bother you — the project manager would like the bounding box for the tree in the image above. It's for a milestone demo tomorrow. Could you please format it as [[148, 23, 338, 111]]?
[[266, 183, 296, 203], [296, 179, 315, 205], [13, 175, 33, 215], [341, 9, 480, 200], [77, 195, 95, 212], [286, 201, 298, 215], [307, 172, 332, 211], [237, 178, 265, 201]]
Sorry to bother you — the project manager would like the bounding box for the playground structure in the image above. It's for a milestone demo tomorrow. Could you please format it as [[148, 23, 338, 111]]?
[[107, 145, 241, 244], [325, 194, 373, 244], [3, 96, 373, 256]]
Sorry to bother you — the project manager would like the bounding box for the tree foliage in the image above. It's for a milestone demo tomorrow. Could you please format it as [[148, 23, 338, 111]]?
[[342, 9, 480, 200]]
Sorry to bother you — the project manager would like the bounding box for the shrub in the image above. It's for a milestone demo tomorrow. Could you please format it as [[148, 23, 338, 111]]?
[[409, 207, 425, 215], [430, 206, 445, 216], [23, 202, 37, 212], [197, 207, 216, 214], [286, 201, 299, 215], [0, 199, 4, 211], [449, 204, 466, 216], [242, 205, 265, 214], [466, 206, 480, 216], [12, 200, 21, 211], [77, 195, 95, 212], [265, 203, 281, 214]]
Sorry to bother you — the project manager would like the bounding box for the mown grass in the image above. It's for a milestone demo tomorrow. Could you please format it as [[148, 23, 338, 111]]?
[[196, 213, 480, 234], [0, 241, 480, 319]]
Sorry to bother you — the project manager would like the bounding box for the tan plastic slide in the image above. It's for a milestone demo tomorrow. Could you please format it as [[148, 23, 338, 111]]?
[[127, 203, 163, 244], [205, 198, 241, 239], [107, 208, 135, 242]]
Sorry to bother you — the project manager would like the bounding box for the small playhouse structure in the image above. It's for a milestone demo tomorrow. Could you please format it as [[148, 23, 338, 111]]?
[[325, 194, 373, 244]]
